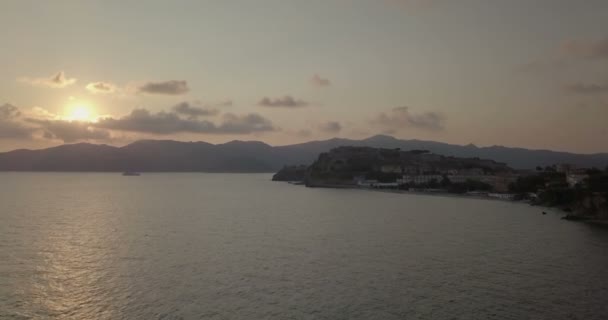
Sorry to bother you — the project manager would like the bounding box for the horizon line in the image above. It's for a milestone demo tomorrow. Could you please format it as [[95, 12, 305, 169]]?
[[1, 134, 606, 156]]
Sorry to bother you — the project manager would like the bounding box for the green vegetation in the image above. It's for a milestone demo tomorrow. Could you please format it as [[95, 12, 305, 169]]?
[[509, 172, 564, 194], [364, 171, 400, 183], [509, 168, 608, 220], [447, 179, 493, 194]]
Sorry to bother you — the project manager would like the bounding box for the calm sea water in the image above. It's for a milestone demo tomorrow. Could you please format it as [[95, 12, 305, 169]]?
[[1, 173, 607, 319]]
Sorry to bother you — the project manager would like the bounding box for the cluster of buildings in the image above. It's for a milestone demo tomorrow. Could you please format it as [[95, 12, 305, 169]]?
[[556, 164, 591, 188], [356, 156, 519, 192], [308, 146, 600, 196], [356, 168, 518, 193]]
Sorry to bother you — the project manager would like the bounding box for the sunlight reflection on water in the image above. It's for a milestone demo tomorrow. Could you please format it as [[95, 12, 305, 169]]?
[[1, 173, 607, 319]]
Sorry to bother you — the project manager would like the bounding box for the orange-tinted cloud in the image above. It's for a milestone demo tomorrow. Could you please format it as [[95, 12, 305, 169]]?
[[86, 81, 117, 94], [19, 71, 77, 88]]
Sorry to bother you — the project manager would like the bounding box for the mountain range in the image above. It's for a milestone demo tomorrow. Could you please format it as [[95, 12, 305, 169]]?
[[0, 135, 607, 172]]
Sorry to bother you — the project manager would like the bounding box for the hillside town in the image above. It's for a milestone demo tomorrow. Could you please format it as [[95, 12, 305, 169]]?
[[273, 146, 608, 221], [280, 146, 515, 191]]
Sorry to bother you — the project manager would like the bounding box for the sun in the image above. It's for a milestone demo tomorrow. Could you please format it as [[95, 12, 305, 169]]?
[[66, 103, 96, 122]]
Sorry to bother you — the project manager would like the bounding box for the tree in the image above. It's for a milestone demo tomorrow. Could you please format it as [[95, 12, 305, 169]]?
[[509, 174, 545, 193]]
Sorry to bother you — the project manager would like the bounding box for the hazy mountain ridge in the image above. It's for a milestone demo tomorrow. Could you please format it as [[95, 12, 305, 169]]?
[[0, 135, 606, 172]]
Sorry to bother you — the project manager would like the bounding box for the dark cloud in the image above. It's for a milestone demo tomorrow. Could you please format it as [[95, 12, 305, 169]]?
[[0, 104, 35, 139], [86, 81, 116, 94], [311, 74, 331, 87], [25, 118, 111, 143], [0, 121, 34, 139], [172, 102, 219, 118], [137, 80, 189, 95], [563, 82, 608, 95], [96, 109, 214, 134], [218, 113, 275, 134], [0, 103, 21, 119], [561, 37, 608, 60], [19, 71, 77, 88], [94, 108, 275, 135], [372, 106, 444, 131], [319, 121, 342, 134], [1, 102, 274, 142], [258, 95, 309, 108]]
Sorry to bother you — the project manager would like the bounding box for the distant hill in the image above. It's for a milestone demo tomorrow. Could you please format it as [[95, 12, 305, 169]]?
[[0, 135, 606, 171], [274, 135, 608, 170]]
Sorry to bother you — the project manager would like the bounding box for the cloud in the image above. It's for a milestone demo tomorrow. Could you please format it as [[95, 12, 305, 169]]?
[[0, 121, 34, 139], [319, 121, 342, 134], [86, 81, 117, 94], [94, 108, 275, 135], [258, 95, 309, 108], [563, 82, 608, 95], [137, 80, 189, 95], [1, 100, 274, 142], [561, 37, 608, 60], [28, 106, 61, 121], [0, 103, 21, 119], [0, 104, 35, 139], [311, 74, 331, 87], [25, 118, 111, 143], [218, 113, 276, 134], [19, 71, 77, 88], [372, 106, 445, 131], [3, 104, 115, 143], [172, 102, 219, 119]]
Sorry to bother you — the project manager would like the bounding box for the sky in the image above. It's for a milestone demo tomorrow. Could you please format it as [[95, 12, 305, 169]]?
[[1, 0, 607, 153]]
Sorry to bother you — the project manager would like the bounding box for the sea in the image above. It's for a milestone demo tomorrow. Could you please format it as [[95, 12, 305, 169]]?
[[1, 173, 607, 319]]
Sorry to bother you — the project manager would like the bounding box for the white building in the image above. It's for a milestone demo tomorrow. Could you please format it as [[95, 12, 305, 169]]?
[[398, 175, 443, 185], [567, 174, 588, 187], [488, 193, 516, 200]]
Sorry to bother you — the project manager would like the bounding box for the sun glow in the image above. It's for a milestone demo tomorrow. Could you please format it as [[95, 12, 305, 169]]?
[[65, 103, 96, 122]]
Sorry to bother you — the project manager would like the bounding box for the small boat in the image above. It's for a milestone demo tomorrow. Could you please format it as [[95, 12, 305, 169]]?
[[122, 171, 141, 176]]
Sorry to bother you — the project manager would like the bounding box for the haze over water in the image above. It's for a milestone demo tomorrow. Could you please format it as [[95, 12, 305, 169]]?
[[1, 173, 607, 319]]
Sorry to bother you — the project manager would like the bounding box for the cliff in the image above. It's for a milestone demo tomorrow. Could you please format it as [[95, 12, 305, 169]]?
[[574, 193, 608, 220]]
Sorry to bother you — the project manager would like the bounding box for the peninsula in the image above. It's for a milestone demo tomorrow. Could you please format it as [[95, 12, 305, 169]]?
[[274, 146, 608, 222]]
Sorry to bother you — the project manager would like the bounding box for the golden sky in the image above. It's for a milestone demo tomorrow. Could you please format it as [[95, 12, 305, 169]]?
[[1, 0, 607, 153]]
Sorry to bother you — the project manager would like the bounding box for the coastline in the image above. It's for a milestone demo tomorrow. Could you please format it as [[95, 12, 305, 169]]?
[[299, 181, 521, 202], [285, 181, 596, 221]]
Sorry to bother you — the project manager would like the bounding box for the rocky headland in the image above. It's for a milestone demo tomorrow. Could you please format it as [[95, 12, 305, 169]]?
[[274, 146, 608, 222]]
